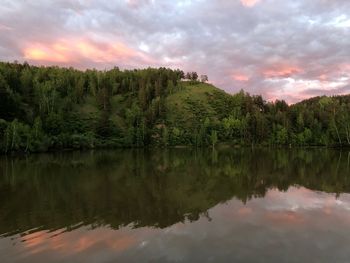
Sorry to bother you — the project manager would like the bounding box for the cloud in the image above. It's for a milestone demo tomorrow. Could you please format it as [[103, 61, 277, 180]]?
[[301, 84, 350, 97], [0, 0, 349, 103], [263, 66, 302, 79], [22, 38, 154, 69], [232, 74, 250, 82], [240, 0, 261, 8]]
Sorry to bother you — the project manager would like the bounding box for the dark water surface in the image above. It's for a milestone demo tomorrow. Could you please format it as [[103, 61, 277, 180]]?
[[0, 148, 350, 263]]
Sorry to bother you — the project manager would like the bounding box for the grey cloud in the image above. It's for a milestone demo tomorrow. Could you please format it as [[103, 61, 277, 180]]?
[[301, 85, 350, 97]]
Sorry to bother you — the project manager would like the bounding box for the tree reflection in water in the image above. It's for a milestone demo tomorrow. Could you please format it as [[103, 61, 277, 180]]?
[[0, 148, 349, 237]]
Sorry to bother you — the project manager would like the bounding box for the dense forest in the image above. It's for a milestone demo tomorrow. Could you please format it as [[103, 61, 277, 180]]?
[[0, 61, 350, 153]]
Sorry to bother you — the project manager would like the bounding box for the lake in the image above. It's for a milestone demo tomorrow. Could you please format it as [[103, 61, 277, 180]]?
[[0, 148, 350, 263]]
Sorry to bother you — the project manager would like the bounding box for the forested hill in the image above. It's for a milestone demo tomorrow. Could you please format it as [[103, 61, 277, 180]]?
[[0, 61, 349, 153]]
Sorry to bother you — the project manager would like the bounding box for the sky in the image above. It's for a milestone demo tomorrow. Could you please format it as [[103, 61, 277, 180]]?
[[0, 0, 350, 103]]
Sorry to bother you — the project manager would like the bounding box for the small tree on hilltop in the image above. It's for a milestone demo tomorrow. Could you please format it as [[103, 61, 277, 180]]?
[[185, 72, 198, 82], [200, 75, 208, 83], [191, 72, 198, 81]]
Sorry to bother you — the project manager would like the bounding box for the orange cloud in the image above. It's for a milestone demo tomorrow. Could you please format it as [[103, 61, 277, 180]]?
[[263, 66, 302, 78], [23, 38, 149, 65], [22, 231, 48, 248], [240, 0, 261, 7], [24, 47, 70, 63], [106, 236, 136, 251], [19, 226, 142, 256]]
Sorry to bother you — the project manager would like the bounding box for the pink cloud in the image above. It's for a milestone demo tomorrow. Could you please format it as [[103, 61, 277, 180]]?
[[237, 207, 253, 216], [318, 74, 328, 81], [0, 24, 12, 31], [265, 211, 305, 225], [126, 0, 150, 8], [263, 66, 302, 78], [232, 73, 250, 82], [240, 0, 261, 7], [340, 63, 350, 73], [23, 38, 154, 66]]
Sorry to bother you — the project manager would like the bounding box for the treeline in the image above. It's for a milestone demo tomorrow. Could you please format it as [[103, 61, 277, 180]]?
[[189, 89, 350, 147], [0, 61, 183, 152], [0, 61, 350, 153]]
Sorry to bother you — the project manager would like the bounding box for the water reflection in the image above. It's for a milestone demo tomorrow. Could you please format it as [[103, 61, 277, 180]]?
[[0, 148, 350, 262]]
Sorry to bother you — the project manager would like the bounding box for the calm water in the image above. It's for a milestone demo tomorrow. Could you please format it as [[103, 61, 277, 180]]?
[[0, 148, 350, 263]]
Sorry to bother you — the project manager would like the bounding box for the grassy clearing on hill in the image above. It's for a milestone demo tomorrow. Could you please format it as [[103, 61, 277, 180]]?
[[166, 82, 228, 127]]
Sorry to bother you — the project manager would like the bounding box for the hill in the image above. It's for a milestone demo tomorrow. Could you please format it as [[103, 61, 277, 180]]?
[[0, 61, 349, 153]]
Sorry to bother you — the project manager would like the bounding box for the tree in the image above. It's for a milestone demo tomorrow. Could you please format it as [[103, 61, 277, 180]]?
[[191, 72, 198, 81], [275, 125, 288, 145], [200, 75, 208, 83], [185, 72, 198, 82], [210, 130, 218, 148], [162, 126, 169, 147], [20, 67, 33, 100], [138, 85, 147, 110]]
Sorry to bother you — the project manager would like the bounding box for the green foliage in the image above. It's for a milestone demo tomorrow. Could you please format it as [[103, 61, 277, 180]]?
[[0, 60, 349, 153], [210, 130, 218, 148]]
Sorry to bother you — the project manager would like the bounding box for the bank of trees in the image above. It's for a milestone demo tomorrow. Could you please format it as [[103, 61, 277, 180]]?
[[173, 89, 350, 148], [0, 61, 349, 153], [0, 61, 183, 152]]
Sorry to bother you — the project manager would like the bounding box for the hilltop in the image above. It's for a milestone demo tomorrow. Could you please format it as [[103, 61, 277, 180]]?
[[0, 61, 349, 153]]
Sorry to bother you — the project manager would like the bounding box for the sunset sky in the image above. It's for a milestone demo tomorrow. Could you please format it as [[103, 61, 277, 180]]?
[[0, 0, 349, 102]]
